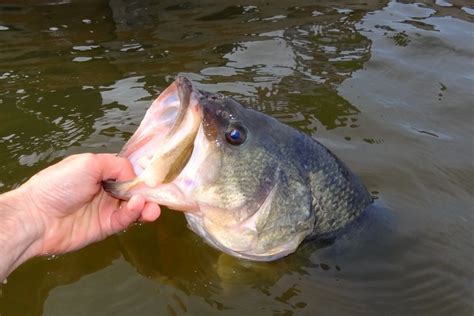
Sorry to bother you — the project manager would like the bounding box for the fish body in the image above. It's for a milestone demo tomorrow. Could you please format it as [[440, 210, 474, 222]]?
[[103, 77, 372, 261]]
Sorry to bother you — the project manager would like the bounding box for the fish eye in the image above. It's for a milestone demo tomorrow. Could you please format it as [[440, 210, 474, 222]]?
[[225, 124, 247, 145]]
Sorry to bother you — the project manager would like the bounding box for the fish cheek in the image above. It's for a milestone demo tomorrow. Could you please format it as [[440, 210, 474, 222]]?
[[197, 146, 273, 223], [199, 167, 316, 259], [257, 170, 314, 241]]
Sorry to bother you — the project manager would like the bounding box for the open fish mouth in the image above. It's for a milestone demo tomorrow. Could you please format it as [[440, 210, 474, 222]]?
[[102, 76, 371, 262], [103, 76, 203, 198]]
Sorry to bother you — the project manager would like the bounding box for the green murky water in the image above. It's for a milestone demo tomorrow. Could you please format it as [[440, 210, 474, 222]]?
[[0, 1, 473, 315]]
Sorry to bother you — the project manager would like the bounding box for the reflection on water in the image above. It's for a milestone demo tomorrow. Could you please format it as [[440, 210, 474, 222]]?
[[0, 0, 473, 315]]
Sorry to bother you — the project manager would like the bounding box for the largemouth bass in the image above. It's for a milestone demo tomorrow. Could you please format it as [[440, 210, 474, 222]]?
[[103, 76, 372, 261]]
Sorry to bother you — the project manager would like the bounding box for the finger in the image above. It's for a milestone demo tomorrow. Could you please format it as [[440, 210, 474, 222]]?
[[109, 196, 143, 232], [126, 195, 145, 212], [94, 153, 136, 181], [140, 203, 161, 222]]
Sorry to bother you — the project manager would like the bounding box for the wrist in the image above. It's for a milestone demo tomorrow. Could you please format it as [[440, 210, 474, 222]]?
[[0, 186, 44, 280]]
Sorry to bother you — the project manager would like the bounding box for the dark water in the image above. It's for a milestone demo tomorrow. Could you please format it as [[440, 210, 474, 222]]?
[[0, 0, 473, 315]]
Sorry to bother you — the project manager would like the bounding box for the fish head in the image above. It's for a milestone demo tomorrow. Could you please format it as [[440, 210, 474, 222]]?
[[104, 76, 315, 261]]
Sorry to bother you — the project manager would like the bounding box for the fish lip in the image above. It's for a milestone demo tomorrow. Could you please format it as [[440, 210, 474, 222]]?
[[101, 179, 126, 200], [176, 76, 193, 99], [168, 76, 194, 135]]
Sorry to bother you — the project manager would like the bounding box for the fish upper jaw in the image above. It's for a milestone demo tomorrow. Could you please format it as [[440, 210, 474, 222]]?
[[120, 78, 201, 185]]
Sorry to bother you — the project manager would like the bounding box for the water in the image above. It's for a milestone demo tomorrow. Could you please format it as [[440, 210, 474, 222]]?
[[0, 1, 473, 315]]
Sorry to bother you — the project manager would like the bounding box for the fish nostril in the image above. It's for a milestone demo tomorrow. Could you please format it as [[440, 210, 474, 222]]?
[[209, 93, 224, 100]]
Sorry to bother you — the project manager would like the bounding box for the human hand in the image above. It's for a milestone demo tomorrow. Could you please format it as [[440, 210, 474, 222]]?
[[6, 153, 161, 257]]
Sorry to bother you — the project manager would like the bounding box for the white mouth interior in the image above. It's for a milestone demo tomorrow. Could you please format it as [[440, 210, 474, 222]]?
[[125, 92, 182, 176], [159, 92, 181, 121]]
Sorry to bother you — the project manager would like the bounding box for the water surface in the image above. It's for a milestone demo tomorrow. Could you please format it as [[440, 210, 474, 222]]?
[[0, 1, 473, 315]]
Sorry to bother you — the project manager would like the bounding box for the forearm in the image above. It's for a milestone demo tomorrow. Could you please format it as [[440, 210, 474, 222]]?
[[0, 188, 41, 281]]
